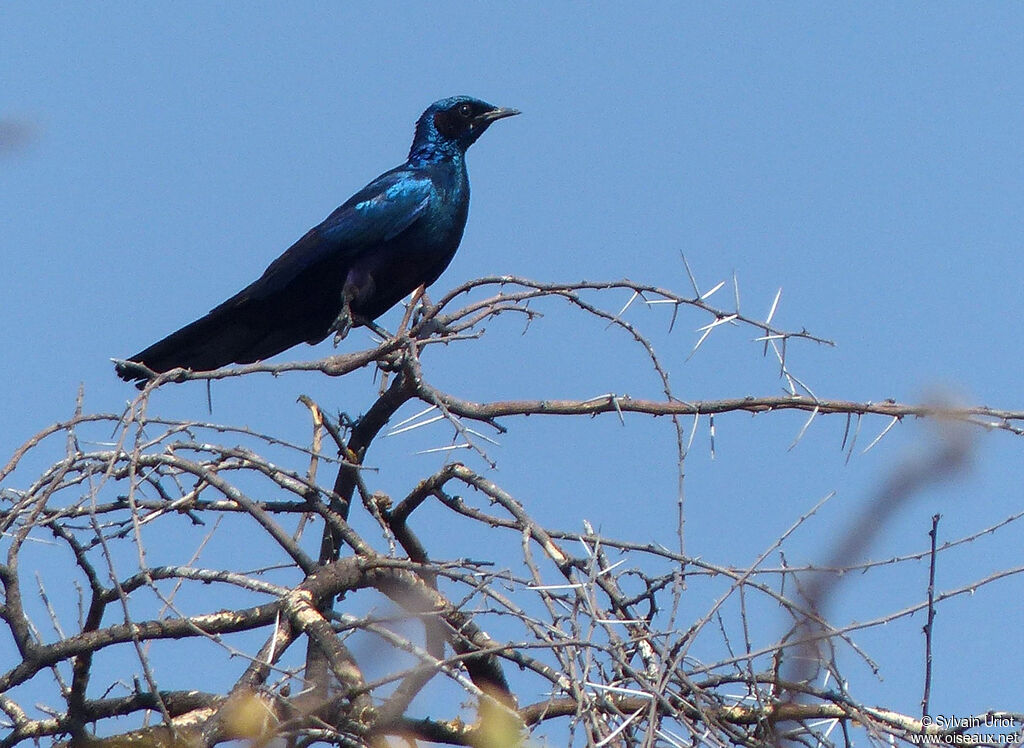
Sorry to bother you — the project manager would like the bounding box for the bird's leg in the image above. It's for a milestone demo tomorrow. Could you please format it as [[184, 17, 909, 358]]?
[[411, 290, 435, 326], [359, 317, 393, 339], [331, 293, 355, 346], [395, 284, 427, 337], [333, 280, 394, 344], [410, 289, 453, 338], [372, 286, 426, 394]]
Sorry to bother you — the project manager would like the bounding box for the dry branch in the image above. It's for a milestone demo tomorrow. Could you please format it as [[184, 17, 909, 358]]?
[[2, 276, 1019, 747]]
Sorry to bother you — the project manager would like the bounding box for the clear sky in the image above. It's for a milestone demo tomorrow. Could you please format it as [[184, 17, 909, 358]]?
[[3, 2, 1023, 739]]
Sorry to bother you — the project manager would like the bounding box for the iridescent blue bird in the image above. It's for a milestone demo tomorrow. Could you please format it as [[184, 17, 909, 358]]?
[[115, 96, 518, 384]]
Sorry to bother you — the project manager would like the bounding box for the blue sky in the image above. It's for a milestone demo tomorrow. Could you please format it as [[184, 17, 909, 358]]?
[[3, 3, 1023, 740]]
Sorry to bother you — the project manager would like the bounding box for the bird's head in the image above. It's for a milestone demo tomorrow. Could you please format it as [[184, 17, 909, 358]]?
[[410, 96, 519, 162]]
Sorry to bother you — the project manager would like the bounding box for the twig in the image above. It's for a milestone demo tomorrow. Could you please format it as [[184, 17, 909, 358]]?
[[922, 513, 940, 719]]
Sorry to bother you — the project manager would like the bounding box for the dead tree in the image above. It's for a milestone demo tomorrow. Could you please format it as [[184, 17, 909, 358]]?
[[2, 275, 1022, 747]]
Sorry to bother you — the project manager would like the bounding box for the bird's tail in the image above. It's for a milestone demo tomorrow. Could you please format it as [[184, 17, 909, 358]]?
[[114, 303, 301, 385]]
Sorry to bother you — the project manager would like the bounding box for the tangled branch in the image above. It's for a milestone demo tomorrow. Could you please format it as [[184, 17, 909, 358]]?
[[3, 276, 1021, 746]]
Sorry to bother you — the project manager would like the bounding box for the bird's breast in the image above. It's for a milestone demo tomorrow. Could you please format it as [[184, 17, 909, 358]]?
[[348, 172, 469, 320]]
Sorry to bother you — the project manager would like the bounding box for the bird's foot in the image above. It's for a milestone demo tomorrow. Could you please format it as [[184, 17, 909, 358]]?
[[416, 317, 453, 338], [331, 295, 368, 346], [331, 303, 355, 346], [410, 290, 433, 326], [332, 303, 393, 345], [377, 350, 405, 373], [409, 291, 451, 337], [395, 284, 427, 338], [360, 317, 393, 340]]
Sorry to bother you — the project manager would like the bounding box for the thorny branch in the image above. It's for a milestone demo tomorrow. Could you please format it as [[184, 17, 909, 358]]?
[[3, 276, 1022, 746]]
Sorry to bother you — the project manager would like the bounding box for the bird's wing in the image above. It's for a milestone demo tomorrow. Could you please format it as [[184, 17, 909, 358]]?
[[226, 169, 434, 305], [325, 169, 434, 243]]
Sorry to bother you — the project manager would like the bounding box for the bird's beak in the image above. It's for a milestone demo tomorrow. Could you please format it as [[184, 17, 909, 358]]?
[[477, 107, 521, 123]]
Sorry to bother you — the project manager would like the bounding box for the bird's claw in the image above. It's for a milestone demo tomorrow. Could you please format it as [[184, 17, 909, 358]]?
[[362, 319, 393, 340], [416, 317, 452, 338], [331, 306, 354, 346], [377, 351, 405, 373]]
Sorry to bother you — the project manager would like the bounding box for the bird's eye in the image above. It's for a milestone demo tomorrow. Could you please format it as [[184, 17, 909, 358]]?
[[458, 103, 474, 118]]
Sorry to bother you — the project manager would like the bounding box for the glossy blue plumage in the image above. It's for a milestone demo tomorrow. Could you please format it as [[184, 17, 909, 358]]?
[[116, 96, 518, 382]]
